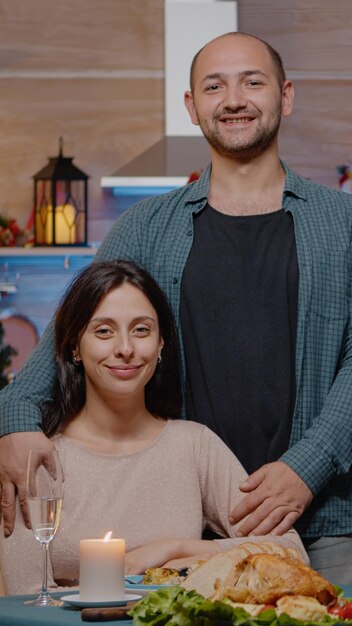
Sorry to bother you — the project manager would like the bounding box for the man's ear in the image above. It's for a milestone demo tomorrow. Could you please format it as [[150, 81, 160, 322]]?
[[281, 80, 294, 118], [184, 90, 200, 126]]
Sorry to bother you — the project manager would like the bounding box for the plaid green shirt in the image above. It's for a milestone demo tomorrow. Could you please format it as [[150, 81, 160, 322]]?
[[1, 162, 352, 538]]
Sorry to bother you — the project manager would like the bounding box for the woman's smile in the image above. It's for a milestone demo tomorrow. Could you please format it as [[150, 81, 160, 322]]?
[[106, 363, 143, 380]]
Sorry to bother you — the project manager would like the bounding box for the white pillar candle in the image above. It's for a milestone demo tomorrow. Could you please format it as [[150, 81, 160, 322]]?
[[80, 535, 125, 601]]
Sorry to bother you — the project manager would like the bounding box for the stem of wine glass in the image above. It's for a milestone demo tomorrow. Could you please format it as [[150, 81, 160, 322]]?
[[41, 543, 49, 600]]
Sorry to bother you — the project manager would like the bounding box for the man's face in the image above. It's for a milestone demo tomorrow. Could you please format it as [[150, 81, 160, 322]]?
[[184, 35, 293, 160]]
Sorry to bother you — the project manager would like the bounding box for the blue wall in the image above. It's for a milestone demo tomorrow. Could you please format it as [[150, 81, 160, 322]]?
[[0, 254, 94, 336]]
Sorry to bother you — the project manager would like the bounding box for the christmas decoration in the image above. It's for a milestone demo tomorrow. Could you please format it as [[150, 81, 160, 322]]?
[[0, 322, 17, 388], [337, 161, 352, 193], [0, 215, 33, 247]]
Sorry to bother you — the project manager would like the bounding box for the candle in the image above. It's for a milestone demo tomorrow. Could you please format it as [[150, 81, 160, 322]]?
[[52, 204, 76, 244], [36, 203, 76, 244], [80, 533, 125, 601]]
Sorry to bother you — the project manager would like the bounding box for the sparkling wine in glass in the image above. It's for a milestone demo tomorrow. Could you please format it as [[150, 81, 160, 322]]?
[[25, 448, 63, 606]]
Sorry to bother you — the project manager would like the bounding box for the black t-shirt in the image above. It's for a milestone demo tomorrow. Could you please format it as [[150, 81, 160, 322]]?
[[180, 204, 299, 474]]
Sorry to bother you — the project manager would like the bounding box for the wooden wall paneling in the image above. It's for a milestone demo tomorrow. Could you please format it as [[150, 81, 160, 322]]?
[[0, 0, 166, 242], [0, 76, 164, 239], [237, 0, 352, 72], [0, 0, 164, 71], [0, 0, 351, 238], [279, 80, 352, 188], [237, 0, 352, 188]]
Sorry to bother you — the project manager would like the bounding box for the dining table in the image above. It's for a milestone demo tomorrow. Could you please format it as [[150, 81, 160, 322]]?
[[0, 591, 134, 626], [1, 585, 352, 626]]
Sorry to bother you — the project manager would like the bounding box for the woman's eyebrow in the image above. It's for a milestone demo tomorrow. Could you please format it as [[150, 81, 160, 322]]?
[[131, 316, 156, 324], [89, 315, 156, 324], [88, 316, 115, 325]]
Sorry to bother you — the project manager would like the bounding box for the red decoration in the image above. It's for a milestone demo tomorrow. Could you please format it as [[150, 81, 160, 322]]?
[[0, 215, 33, 247], [187, 170, 203, 184]]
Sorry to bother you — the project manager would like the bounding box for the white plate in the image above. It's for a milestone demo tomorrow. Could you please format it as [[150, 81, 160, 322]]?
[[60, 592, 142, 608]]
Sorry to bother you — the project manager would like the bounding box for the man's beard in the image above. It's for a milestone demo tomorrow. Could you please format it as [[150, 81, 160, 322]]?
[[199, 106, 282, 161]]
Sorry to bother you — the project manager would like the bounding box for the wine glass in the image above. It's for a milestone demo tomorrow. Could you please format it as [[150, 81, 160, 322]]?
[[25, 447, 63, 606]]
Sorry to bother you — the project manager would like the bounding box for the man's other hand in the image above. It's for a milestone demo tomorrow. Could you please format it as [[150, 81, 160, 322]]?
[[229, 461, 313, 536], [0, 432, 54, 537]]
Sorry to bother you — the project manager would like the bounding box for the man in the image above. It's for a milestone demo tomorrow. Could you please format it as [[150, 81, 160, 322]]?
[[1, 32, 352, 581]]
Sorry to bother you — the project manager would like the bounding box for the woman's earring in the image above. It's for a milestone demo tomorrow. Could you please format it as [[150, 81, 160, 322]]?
[[72, 355, 80, 366], [157, 354, 162, 364]]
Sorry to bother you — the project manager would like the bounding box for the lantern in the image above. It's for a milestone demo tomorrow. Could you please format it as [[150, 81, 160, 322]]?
[[33, 139, 89, 246]]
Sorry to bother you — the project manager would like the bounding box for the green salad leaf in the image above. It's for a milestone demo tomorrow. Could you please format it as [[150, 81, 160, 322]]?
[[334, 586, 344, 598], [128, 586, 351, 626], [129, 586, 254, 626]]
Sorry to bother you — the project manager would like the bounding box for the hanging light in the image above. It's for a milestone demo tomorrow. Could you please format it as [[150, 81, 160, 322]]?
[[33, 138, 89, 246]]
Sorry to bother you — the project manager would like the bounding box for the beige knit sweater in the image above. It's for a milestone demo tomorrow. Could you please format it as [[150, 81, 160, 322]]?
[[0, 420, 305, 595]]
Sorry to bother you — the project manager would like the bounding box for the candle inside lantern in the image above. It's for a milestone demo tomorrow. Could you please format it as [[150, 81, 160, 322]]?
[[80, 532, 125, 601], [46, 203, 76, 244], [36, 203, 76, 245]]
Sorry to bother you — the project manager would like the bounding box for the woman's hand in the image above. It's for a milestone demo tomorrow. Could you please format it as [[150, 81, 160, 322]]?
[[162, 553, 215, 570], [125, 538, 220, 574], [125, 539, 181, 574]]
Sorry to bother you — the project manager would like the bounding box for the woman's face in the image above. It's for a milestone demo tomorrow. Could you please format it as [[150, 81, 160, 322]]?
[[75, 283, 164, 403]]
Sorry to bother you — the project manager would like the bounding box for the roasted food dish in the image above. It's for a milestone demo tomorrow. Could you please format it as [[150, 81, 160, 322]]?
[[142, 567, 181, 585], [142, 560, 206, 585], [211, 553, 336, 605], [132, 548, 350, 625], [181, 540, 303, 599], [177, 544, 337, 623], [276, 595, 328, 621], [181, 551, 235, 598]]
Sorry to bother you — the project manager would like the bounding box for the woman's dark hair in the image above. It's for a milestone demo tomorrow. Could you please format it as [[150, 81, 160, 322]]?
[[42, 260, 182, 435]]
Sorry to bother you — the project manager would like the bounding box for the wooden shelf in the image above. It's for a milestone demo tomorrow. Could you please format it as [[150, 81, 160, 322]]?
[[0, 246, 98, 257]]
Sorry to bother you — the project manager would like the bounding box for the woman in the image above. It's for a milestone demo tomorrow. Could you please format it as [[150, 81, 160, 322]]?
[[0, 260, 305, 594]]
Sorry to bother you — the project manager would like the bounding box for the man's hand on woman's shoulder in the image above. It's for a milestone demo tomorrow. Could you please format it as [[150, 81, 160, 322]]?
[[229, 461, 313, 536]]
